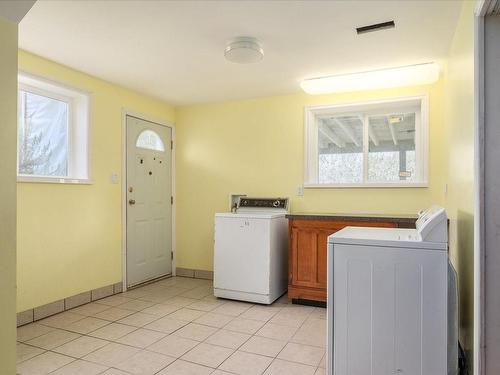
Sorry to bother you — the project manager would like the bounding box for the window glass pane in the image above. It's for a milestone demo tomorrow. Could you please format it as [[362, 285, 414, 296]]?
[[368, 112, 416, 182], [136, 130, 165, 151], [318, 116, 363, 184], [18, 90, 68, 177]]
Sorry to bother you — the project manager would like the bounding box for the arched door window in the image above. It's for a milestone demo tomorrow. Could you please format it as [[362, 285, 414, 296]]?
[[136, 129, 165, 151]]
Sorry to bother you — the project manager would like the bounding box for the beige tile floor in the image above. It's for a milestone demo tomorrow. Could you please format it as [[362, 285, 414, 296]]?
[[16, 277, 326, 375]]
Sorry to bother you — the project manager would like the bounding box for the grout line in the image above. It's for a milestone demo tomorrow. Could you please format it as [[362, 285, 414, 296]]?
[[16, 343, 50, 365], [18, 277, 326, 374]]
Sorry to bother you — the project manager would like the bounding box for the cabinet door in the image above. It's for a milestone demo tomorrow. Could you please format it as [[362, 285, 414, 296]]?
[[290, 227, 338, 289], [316, 229, 332, 288], [290, 227, 315, 288], [289, 220, 399, 292]]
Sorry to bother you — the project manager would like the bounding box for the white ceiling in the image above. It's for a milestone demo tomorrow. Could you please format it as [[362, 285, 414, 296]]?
[[0, 0, 35, 24], [19, 0, 462, 105]]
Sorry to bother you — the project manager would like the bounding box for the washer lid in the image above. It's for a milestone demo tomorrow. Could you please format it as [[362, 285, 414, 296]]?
[[328, 226, 448, 250]]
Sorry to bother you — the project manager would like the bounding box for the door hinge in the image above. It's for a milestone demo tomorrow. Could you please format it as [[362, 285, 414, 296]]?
[[171, 251, 174, 260], [171, 140, 173, 150], [171, 196, 173, 205]]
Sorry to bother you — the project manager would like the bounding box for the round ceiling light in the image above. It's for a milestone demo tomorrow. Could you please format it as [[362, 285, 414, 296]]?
[[225, 37, 264, 64]]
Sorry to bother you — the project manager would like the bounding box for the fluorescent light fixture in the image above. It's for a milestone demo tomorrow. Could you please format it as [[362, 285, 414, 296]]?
[[388, 115, 404, 124], [300, 63, 439, 95]]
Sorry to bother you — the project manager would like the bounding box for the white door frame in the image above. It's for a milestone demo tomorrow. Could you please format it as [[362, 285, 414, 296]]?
[[121, 109, 176, 292], [474, 6, 484, 373], [473, 1, 491, 374]]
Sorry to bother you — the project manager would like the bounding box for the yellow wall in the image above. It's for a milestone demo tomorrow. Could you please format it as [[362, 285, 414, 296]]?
[[16, 12, 475, 369], [444, 0, 475, 360], [17, 51, 175, 312], [175, 82, 447, 271], [0, 16, 19, 375]]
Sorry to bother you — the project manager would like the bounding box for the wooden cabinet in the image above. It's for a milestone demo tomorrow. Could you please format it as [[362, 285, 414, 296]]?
[[287, 215, 416, 305]]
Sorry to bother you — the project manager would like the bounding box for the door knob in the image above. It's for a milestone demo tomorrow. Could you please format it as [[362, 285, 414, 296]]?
[[129, 199, 136, 205]]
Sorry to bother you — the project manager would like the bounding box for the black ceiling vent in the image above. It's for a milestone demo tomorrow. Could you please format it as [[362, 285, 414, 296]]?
[[356, 20, 395, 35]]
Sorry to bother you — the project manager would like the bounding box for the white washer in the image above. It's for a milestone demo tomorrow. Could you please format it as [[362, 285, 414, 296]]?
[[214, 197, 289, 304], [327, 206, 454, 375]]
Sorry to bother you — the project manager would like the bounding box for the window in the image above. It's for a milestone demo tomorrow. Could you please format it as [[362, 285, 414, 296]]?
[[305, 95, 428, 187], [136, 130, 165, 151], [18, 73, 90, 183]]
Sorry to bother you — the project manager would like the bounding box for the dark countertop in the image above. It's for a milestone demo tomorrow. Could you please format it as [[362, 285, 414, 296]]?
[[286, 212, 418, 225]]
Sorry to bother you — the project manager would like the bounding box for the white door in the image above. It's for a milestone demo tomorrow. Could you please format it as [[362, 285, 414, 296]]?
[[126, 115, 172, 287]]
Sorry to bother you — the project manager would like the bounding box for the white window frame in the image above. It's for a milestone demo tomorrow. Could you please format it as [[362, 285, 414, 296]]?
[[304, 95, 429, 188], [17, 72, 92, 184]]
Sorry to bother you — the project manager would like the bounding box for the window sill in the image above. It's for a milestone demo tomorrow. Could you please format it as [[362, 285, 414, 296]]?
[[17, 176, 94, 185], [304, 182, 428, 189]]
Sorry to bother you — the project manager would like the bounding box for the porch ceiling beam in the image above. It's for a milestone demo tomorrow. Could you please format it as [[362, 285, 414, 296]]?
[[332, 118, 360, 147], [356, 114, 380, 146], [319, 122, 346, 148], [369, 126, 380, 146], [387, 117, 399, 145]]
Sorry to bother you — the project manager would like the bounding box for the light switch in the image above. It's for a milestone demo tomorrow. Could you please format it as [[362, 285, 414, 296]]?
[[111, 173, 119, 184]]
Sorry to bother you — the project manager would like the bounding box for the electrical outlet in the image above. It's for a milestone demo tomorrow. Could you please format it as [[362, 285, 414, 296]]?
[[111, 173, 119, 184], [297, 185, 304, 197]]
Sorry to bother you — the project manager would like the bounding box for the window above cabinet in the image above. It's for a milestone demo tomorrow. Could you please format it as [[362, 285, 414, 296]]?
[[304, 95, 428, 188]]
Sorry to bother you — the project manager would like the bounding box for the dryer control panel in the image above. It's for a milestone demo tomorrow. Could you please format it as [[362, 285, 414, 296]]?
[[415, 206, 448, 243]]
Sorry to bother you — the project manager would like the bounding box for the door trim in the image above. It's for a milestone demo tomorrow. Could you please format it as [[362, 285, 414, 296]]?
[[121, 109, 176, 292], [474, 2, 488, 374]]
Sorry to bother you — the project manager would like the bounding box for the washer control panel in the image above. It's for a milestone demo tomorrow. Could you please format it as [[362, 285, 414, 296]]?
[[237, 197, 289, 211]]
